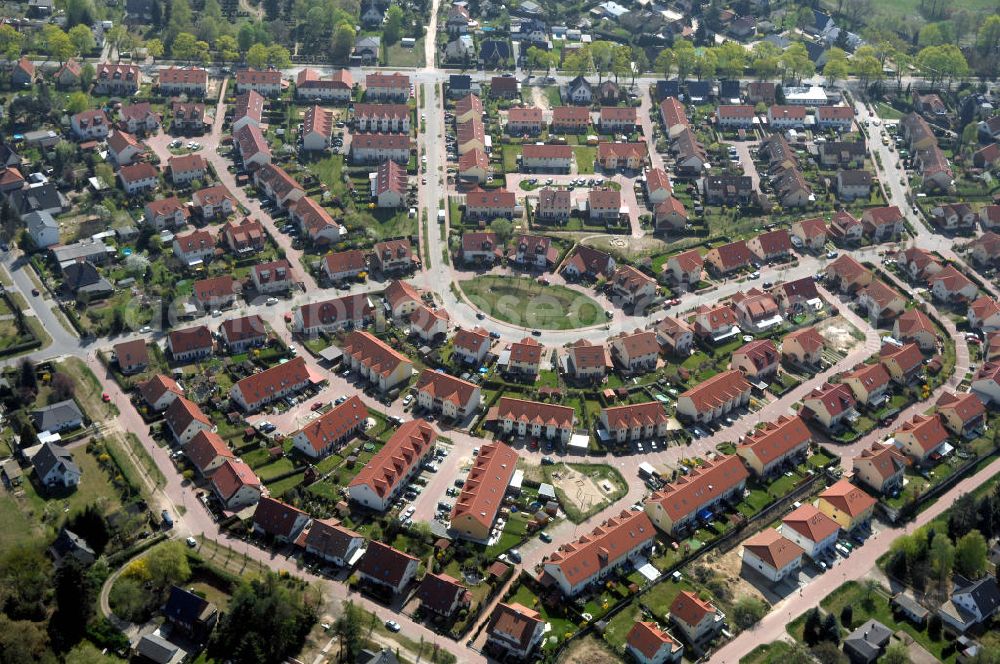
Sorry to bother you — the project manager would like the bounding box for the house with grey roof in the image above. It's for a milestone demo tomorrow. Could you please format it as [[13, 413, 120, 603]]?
[[31, 442, 82, 488], [842, 619, 891, 663], [50, 527, 96, 565], [52, 239, 114, 268], [938, 575, 1000, 634], [62, 261, 114, 300], [10, 182, 68, 216], [134, 633, 185, 664], [32, 400, 84, 433], [24, 210, 59, 248]]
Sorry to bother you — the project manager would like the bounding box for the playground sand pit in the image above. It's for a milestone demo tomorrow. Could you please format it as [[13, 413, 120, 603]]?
[[815, 316, 863, 354], [550, 464, 613, 514]]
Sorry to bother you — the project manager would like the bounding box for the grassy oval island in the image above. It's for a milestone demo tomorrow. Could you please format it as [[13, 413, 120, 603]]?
[[459, 275, 606, 330]]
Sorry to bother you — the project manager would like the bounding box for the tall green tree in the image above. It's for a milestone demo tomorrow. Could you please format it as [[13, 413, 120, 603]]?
[[655, 47, 675, 79], [67, 24, 95, 56], [929, 532, 955, 591], [330, 22, 356, 62], [673, 39, 696, 80], [955, 530, 988, 579], [383, 5, 404, 45]]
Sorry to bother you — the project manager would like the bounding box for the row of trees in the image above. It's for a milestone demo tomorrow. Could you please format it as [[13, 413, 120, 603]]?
[[888, 524, 992, 593]]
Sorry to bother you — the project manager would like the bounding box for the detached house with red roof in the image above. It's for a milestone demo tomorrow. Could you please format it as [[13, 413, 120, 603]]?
[[349, 419, 436, 511], [894, 308, 937, 351], [295, 295, 374, 336], [665, 250, 703, 287], [677, 370, 752, 422], [852, 442, 908, 496], [705, 240, 753, 275], [825, 255, 873, 293], [561, 244, 615, 280], [417, 573, 471, 619], [737, 415, 811, 476], [414, 369, 481, 419], [857, 281, 906, 323], [107, 130, 144, 167], [255, 163, 305, 208], [490, 398, 575, 443], [512, 234, 557, 269], [693, 303, 739, 341], [610, 264, 657, 308], [299, 518, 365, 567], [782, 327, 825, 366], [610, 330, 660, 374], [747, 229, 792, 263], [645, 455, 749, 534], [626, 621, 683, 664], [842, 363, 891, 406], [600, 402, 670, 442], [167, 325, 214, 362], [862, 206, 904, 242], [211, 459, 262, 510], [251, 259, 296, 294], [936, 391, 986, 439], [817, 479, 876, 531], [384, 279, 422, 319], [138, 374, 183, 412], [168, 153, 207, 186], [118, 162, 159, 195], [193, 275, 240, 311], [291, 395, 367, 459], [11, 57, 35, 88], [230, 356, 312, 413], [542, 508, 656, 597], [113, 339, 149, 375], [669, 591, 723, 647], [449, 441, 518, 542], [801, 382, 857, 430], [486, 603, 545, 660], [322, 249, 367, 283], [879, 342, 924, 384], [192, 184, 237, 220], [741, 528, 804, 583], [252, 497, 310, 543], [894, 413, 950, 464], [970, 297, 1000, 334], [173, 229, 216, 266], [164, 395, 214, 445], [791, 217, 829, 252], [780, 504, 840, 559], [929, 265, 978, 302], [341, 330, 413, 393], [371, 239, 417, 273], [185, 430, 233, 477], [564, 339, 612, 381], [356, 541, 419, 596], [652, 317, 694, 357], [504, 337, 542, 377]]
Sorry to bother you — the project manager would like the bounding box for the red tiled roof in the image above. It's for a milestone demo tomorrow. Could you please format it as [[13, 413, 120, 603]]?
[[253, 496, 307, 539], [415, 369, 478, 406], [341, 330, 411, 377], [492, 397, 574, 429], [323, 249, 366, 275], [356, 541, 419, 587], [743, 528, 804, 569], [232, 357, 310, 407], [295, 395, 367, 454], [627, 622, 679, 660], [164, 395, 211, 435], [168, 325, 213, 355], [647, 455, 749, 521], [297, 295, 373, 329], [546, 508, 655, 587], [603, 401, 669, 430], [670, 590, 715, 629], [895, 413, 949, 453], [138, 374, 182, 406], [220, 314, 267, 345], [193, 275, 238, 302], [738, 415, 811, 466], [680, 370, 752, 413], [450, 441, 519, 530], [819, 479, 876, 517], [522, 144, 573, 159], [366, 72, 410, 89], [782, 504, 840, 543], [349, 419, 436, 498], [186, 430, 232, 474], [783, 326, 825, 354], [236, 68, 281, 86]]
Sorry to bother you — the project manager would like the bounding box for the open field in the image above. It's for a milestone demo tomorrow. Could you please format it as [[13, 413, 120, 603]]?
[[460, 276, 604, 330]]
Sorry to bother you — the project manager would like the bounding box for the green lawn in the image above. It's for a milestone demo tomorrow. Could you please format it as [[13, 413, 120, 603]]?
[[603, 602, 642, 650], [641, 578, 697, 618], [501, 145, 522, 173], [789, 580, 956, 662], [573, 146, 597, 174], [509, 583, 579, 650], [384, 40, 425, 67], [741, 641, 801, 664], [459, 275, 605, 330]]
